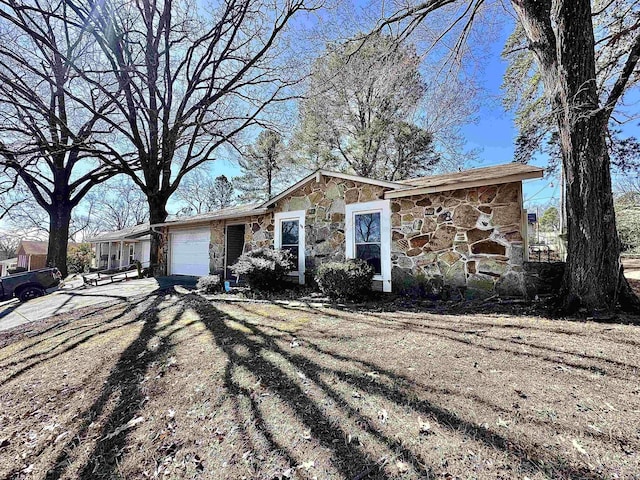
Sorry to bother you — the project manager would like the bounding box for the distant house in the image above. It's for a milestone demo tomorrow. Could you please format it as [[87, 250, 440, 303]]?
[[87, 223, 152, 270], [0, 257, 18, 276], [16, 241, 49, 271]]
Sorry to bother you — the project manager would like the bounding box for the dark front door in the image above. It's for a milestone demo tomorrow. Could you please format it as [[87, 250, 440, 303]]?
[[225, 224, 246, 281]]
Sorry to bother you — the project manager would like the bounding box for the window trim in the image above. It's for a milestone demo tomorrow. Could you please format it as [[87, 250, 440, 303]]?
[[345, 200, 391, 292], [274, 210, 306, 285]]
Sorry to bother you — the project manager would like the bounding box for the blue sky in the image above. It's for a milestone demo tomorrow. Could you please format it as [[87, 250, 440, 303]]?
[[201, 12, 558, 214]]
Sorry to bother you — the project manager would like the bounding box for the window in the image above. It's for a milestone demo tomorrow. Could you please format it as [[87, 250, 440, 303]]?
[[345, 200, 391, 292], [129, 244, 135, 265], [280, 219, 300, 267], [354, 212, 381, 274], [274, 210, 306, 284]]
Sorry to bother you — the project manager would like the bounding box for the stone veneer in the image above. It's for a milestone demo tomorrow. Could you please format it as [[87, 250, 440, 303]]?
[[243, 177, 386, 275], [163, 176, 525, 296], [390, 182, 525, 295]]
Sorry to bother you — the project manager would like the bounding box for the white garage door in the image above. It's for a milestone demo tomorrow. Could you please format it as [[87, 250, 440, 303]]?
[[170, 228, 210, 276]]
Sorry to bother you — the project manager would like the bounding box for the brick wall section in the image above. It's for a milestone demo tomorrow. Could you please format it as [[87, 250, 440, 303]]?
[[391, 182, 525, 295]]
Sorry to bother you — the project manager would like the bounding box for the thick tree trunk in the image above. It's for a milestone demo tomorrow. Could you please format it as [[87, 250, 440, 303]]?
[[147, 194, 169, 276], [47, 202, 72, 277], [553, 1, 630, 313], [514, 0, 639, 313], [560, 113, 623, 312]]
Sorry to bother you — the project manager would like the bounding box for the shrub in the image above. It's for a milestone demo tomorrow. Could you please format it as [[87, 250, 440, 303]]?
[[230, 248, 295, 291], [67, 243, 94, 274], [394, 270, 444, 299], [196, 274, 222, 293], [315, 259, 374, 299]]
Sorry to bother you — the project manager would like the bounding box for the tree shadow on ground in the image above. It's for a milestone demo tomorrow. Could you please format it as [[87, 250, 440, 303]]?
[[0, 299, 151, 388], [189, 295, 602, 479], [278, 302, 640, 378], [44, 290, 189, 480]]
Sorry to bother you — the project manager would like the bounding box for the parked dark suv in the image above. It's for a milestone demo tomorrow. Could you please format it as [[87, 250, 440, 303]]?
[[0, 268, 62, 302]]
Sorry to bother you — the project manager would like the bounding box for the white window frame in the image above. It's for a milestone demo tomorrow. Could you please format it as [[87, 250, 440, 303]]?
[[345, 200, 391, 292], [128, 244, 135, 264], [274, 210, 306, 284]]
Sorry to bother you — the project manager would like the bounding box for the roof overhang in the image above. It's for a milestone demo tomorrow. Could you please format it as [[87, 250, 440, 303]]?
[[384, 169, 544, 199], [150, 208, 270, 228], [260, 169, 406, 208]]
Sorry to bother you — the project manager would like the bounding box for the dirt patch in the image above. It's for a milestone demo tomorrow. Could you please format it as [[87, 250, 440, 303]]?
[[1, 289, 639, 479]]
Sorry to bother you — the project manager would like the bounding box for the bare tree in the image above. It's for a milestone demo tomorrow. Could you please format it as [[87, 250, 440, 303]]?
[[64, 0, 320, 271], [0, 233, 19, 260], [375, 0, 640, 313], [1, 180, 106, 241], [174, 171, 235, 214], [85, 177, 149, 231], [502, 0, 640, 169], [0, 0, 125, 276]]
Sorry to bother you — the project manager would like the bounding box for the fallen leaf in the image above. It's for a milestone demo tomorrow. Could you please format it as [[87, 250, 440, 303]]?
[[496, 418, 510, 428], [587, 424, 602, 434], [396, 460, 409, 473], [378, 409, 388, 423], [103, 416, 145, 440], [54, 432, 68, 443], [573, 439, 587, 455], [297, 460, 315, 471], [515, 389, 528, 399], [418, 418, 432, 434]]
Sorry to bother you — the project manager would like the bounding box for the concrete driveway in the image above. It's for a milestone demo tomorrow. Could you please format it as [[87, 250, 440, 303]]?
[[0, 275, 198, 332]]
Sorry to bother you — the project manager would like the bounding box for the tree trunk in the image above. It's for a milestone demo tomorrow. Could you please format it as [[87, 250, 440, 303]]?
[[553, 1, 628, 313], [513, 0, 639, 313], [47, 202, 72, 277], [147, 194, 169, 276]]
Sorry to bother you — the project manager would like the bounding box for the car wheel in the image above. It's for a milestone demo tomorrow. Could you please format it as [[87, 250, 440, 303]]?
[[18, 286, 45, 302]]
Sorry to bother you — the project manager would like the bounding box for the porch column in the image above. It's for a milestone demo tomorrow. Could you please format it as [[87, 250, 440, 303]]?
[[119, 240, 124, 269], [107, 242, 112, 269]]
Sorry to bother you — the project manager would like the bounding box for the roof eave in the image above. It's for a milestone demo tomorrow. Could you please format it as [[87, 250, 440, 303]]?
[[150, 207, 270, 228], [260, 169, 405, 208], [384, 170, 544, 199]]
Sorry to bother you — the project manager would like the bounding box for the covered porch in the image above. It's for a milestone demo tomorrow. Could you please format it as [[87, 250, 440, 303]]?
[[87, 223, 152, 271], [92, 237, 151, 270]]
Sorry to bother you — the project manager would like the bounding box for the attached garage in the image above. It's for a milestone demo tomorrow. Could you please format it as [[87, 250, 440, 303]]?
[[169, 228, 210, 276]]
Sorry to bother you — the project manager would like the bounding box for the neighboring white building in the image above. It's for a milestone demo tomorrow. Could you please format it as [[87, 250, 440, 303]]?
[[0, 257, 18, 277], [87, 224, 151, 271]]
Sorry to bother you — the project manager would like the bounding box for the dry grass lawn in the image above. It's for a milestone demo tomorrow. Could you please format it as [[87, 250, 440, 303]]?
[[1, 289, 639, 479]]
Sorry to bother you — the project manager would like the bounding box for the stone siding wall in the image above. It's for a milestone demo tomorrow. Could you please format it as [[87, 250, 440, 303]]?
[[244, 176, 386, 272], [390, 182, 525, 295], [161, 177, 525, 295], [209, 221, 225, 275]]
